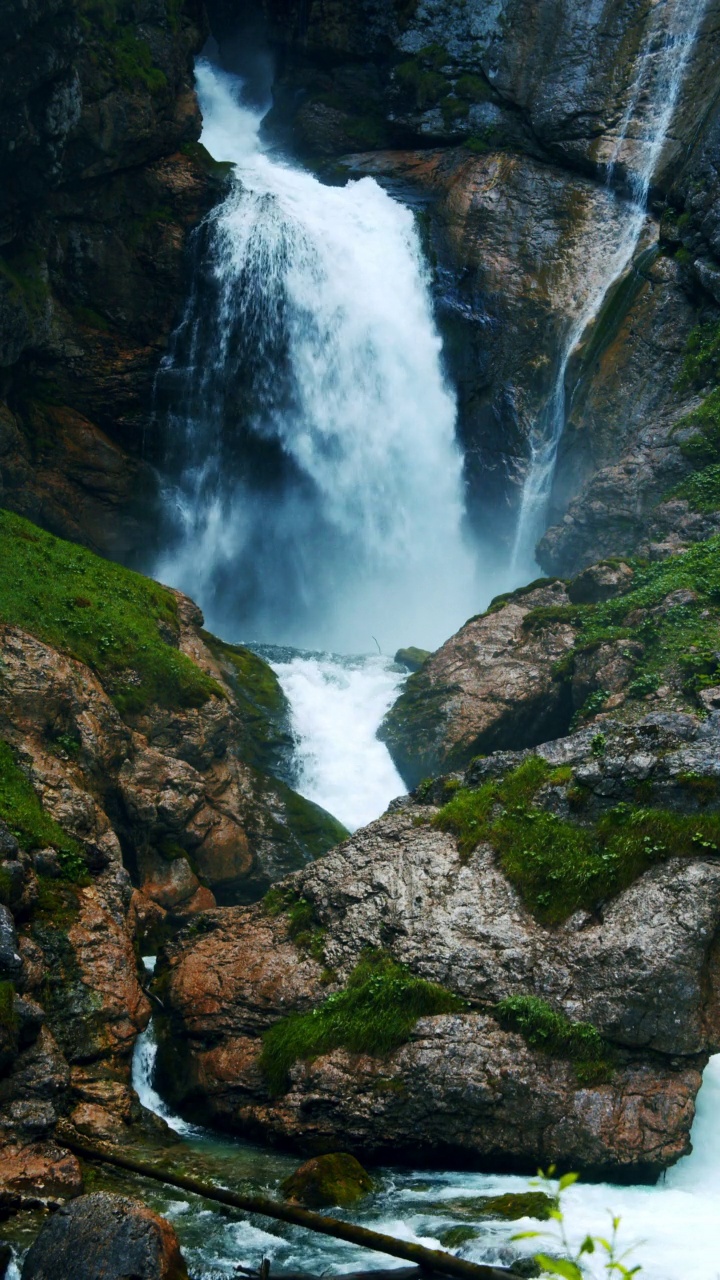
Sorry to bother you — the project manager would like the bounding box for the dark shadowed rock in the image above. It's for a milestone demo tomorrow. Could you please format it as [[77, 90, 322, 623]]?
[[21, 1192, 189, 1280], [282, 1152, 374, 1207]]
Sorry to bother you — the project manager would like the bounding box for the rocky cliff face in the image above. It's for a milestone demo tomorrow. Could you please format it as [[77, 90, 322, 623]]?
[[0, 0, 224, 562], [0, 509, 345, 1207], [218, 0, 720, 568]]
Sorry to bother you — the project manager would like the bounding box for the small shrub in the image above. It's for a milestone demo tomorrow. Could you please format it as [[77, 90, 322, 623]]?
[[590, 733, 607, 758], [627, 672, 661, 699], [260, 951, 465, 1096], [671, 462, 720, 512], [570, 689, 609, 730]]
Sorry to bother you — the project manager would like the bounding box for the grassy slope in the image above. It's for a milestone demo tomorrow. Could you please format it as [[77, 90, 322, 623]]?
[[0, 509, 221, 717]]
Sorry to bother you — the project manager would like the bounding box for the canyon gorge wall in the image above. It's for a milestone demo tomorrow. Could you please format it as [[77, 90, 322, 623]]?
[[0, 0, 225, 563]]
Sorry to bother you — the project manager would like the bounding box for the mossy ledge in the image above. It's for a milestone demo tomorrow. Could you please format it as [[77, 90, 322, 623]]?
[[433, 757, 720, 924], [0, 509, 222, 717], [259, 951, 465, 1097], [496, 995, 613, 1084]]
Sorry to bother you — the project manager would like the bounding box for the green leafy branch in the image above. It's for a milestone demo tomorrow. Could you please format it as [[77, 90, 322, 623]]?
[[513, 1168, 641, 1279]]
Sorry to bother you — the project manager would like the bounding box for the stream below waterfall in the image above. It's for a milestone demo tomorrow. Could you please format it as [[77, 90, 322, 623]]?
[[126, 1002, 720, 1280]]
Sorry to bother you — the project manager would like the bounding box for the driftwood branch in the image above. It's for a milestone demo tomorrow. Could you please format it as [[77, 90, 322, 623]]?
[[56, 1124, 524, 1280]]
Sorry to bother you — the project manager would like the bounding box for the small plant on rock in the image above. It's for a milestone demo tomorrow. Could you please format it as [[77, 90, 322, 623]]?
[[513, 1168, 641, 1278]]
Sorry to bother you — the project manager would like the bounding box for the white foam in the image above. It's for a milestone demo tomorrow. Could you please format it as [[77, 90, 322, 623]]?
[[271, 652, 406, 830]]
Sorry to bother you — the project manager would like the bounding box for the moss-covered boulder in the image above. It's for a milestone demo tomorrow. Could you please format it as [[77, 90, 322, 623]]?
[[394, 647, 432, 673], [281, 1153, 374, 1208]]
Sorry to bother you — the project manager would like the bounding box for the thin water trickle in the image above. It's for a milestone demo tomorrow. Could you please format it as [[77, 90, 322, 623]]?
[[510, 0, 711, 574]]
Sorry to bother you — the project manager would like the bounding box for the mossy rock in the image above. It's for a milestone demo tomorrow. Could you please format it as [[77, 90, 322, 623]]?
[[0, 510, 221, 719], [438, 1225, 480, 1247], [434, 1191, 553, 1222], [394, 646, 432, 672], [281, 1153, 374, 1208]]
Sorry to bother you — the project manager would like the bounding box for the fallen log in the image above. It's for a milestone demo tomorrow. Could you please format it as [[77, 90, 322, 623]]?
[[56, 1124, 525, 1280]]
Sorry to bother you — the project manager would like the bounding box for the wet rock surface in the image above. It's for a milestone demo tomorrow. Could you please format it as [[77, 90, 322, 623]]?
[[21, 1192, 189, 1280], [379, 579, 576, 787], [0, 0, 223, 561]]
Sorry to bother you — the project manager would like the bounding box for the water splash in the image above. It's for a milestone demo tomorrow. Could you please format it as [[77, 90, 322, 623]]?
[[264, 649, 406, 831], [511, 0, 710, 574], [155, 62, 480, 655]]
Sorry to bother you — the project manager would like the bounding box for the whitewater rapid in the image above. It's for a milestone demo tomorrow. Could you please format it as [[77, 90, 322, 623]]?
[[264, 649, 406, 831]]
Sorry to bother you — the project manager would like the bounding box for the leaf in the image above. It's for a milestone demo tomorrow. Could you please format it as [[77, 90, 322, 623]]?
[[534, 1254, 583, 1280], [558, 1172, 579, 1191], [511, 1231, 542, 1241], [579, 1235, 595, 1254]]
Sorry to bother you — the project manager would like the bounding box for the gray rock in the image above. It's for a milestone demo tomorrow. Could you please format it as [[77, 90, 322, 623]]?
[[21, 1193, 189, 1280]]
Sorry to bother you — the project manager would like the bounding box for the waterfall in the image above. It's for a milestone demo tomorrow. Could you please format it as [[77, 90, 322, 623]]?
[[510, 0, 710, 573], [154, 62, 481, 655]]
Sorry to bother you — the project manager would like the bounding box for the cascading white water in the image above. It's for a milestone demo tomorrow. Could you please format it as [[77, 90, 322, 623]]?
[[510, 0, 710, 573], [267, 650, 406, 831], [155, 62, 480, 656]]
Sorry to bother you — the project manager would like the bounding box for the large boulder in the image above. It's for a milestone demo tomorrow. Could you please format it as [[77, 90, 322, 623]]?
[[21, 1193, 189, 1280], [154, 713, 720, 1179], [379, 579, 576, 787]]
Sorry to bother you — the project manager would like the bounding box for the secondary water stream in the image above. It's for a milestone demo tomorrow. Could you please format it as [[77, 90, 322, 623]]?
[[510, 0, 711, 573]]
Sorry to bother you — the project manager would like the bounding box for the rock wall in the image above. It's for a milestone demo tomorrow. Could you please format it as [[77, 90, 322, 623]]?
[[0, 0, 224, 562]]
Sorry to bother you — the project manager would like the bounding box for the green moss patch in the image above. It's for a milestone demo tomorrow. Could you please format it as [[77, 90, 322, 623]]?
[[263, 886, 328, 962], [0, 979, 18, 1036], [202, 633, 293, 776], [538, 535, 720, 713], [433, 760, 720, 923], [260, 951, 465, 1096], [0, 510, 221, 717], [496, 995, 613, 1084], [439, 1226, 480, 1247], [0, 741, 88, 882], [429, 1191, 553, 1226]]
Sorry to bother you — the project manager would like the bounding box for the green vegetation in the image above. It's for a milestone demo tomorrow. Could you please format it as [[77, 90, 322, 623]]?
[[433, 758, 720, 923], [569, 689, 609, 730], [439, 1226, 480, 1248], [521, 1169, 641, 1279], [0, 510, 221, 717], [263, 885, 328, 962], [260, 951, 465, 1096], [671, 461, 720, 512], [0, 741, 87, 882], [395, 45, 450, 108], [0, 246, 49, 316], [454, 73, 492, 102], [202, 633, 292, 776], [531, 533, 720, 713], [496, 995, 613, 1084], [281, 1153, 374, 1208]]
